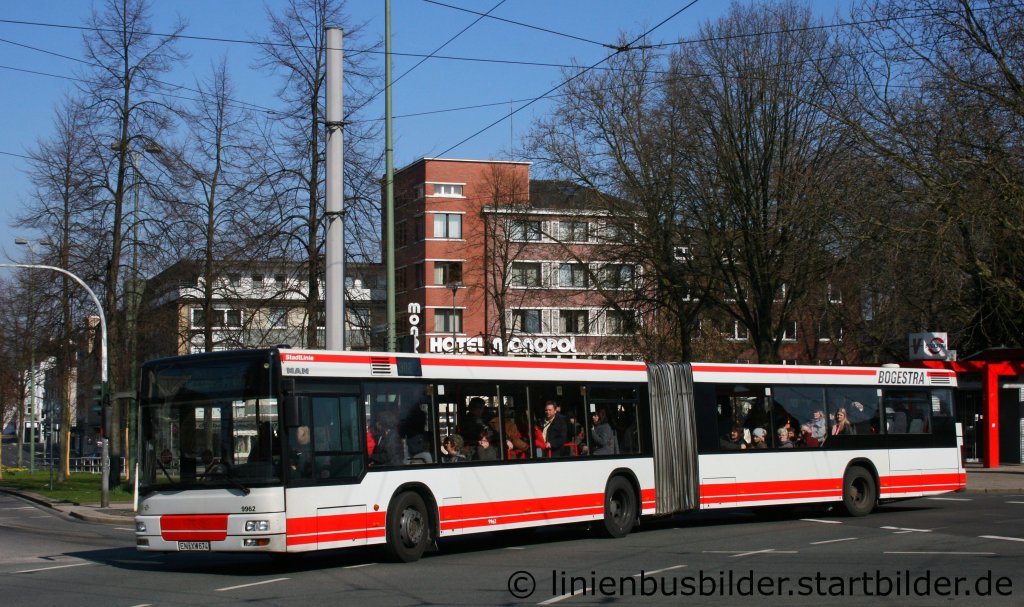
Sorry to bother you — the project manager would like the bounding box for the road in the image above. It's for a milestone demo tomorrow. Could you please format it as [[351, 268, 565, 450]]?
[[0, 491, 1021, 606]]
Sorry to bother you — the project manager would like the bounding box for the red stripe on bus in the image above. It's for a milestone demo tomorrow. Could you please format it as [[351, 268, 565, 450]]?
[[281, 353, 393, 365], [692, 365, 876, 376], [421, 357, 646, 372], [698, 472, 965, 504], [699, 478, 842, 499], [441, 493, 604, 522]]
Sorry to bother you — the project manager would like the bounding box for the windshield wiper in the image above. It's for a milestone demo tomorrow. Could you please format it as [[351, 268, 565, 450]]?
[[209, 467, 250, 495]]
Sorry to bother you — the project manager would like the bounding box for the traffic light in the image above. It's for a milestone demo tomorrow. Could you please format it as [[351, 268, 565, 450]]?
[[91, 383, 108, 415]]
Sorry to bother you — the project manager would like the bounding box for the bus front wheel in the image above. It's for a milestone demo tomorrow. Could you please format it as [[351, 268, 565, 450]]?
[[599, 476, 637, 538], [841, 467, 876, 517], [384, 491, 431, 562]]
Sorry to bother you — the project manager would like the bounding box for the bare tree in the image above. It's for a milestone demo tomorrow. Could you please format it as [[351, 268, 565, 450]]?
[[77, 0, 185, 481], [838, 0, 1024, 355], [19, 96, 101, 479], [256, 0, 381, 348]]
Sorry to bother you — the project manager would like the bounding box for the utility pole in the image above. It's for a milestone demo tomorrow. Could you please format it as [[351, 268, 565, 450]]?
[[325, 26, 346, 351], [385, 0, 396, 351]]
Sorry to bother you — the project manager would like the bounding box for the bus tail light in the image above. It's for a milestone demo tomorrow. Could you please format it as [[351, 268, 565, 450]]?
[[243, 538, 270, 547]]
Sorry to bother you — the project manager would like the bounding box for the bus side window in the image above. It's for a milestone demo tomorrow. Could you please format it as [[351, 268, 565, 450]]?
[[882, 389, 930, 434]]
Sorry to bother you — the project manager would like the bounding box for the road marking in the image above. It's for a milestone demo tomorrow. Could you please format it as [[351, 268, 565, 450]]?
[[980, 535, 1024, 543], [114, 527, 135, 531], [881, 526, 932, 533], [2, 507, 34, 510], [885, 551, 996, 556], [14, 562, 92, 574], [128, 604, 152, 607], [635, 565, 686, 576], [506, 546, 526, 550], [810, 537, 858, 545], [1006, 501, 1024, 505], [801, 518, 842, 524], [926, 497, 972, 501], [215, 578, 290, 592], [343, 563, 376, 569]]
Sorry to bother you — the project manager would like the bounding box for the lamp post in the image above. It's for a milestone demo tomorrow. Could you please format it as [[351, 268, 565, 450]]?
[[15, 237, 52, 474], [446, 281, 461, 354]]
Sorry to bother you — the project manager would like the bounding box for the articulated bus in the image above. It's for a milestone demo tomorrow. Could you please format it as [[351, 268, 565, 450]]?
[[134, 349, 965, 562]]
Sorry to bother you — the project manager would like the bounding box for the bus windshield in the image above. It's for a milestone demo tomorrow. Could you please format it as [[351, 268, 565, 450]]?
[[138, 351, 281, 493]]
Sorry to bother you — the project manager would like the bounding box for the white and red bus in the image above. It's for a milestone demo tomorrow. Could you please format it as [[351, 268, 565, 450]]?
[[134, 349, 965, 561]]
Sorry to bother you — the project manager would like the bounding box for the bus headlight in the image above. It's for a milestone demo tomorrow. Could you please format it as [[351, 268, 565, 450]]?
[[245, 520, 270, 532], [135, 521, 147, 533]]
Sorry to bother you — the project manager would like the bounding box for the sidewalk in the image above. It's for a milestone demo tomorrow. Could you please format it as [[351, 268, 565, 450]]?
[[0, 488, 136, 525], [3, 465, 1022, 526]]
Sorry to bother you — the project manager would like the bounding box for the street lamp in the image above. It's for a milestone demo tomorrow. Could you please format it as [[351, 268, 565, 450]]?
[[15, 237, 52, 475], [446, 281, 461, 354]]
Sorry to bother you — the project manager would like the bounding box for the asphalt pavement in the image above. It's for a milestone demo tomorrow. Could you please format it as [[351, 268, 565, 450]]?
[[1, 463, 1021, 526]]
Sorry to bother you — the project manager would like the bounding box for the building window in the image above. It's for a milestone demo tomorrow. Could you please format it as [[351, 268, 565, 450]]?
[[415, 262, 425, 288], [557, 220, 589, 242], [599, 264, 635, 289], [433, 183, 464, 197], [273, 274, 286, 285], [226, 273, 241, 287], [819, 317, 843, 341], [269, 308, 288, 329], [415, 217, 425, 241], [435, 309, 462, 333], [511, 309, 541, 333], [509, 219, 542, 241], [732, 321, 749, 341], [782, 320, 797, 341], [433, 213, 462, 239], [607, 309, 636, 335], [191, 308, 242, 329], [414, 185, 424, 199], [558, 263, 589, 288], [828, 285, 843, 304], [559, 310, 590, 334], [434, 261, 463, 285], [510, 262, 541, 287], [251, 273, 264, 283]]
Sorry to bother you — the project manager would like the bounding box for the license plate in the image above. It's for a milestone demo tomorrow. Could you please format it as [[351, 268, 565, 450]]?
[[177, 541, 211, 551]]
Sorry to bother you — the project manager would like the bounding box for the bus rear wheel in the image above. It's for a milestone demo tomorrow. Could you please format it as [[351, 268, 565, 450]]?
[[384, 491, 431, 562], [599, 476, 637, 538], [841, 467, 876, 517]]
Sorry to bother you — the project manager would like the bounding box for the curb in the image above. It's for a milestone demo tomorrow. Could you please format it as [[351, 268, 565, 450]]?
[[0, 488, 135, 525]]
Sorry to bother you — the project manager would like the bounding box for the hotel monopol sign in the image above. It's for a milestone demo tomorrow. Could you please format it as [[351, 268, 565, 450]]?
[[406, 303, 578, 355], [908, 332, 954, 361]]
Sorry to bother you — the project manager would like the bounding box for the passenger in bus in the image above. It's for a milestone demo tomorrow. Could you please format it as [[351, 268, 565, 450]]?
[[289, 425, 313, 478], [777, 427, 795, 448], [798, 424, 820, 447], [370, 411, 403, 467], [491, 413, 528, 459], [590, 409, 619, 455], [720, 426, 747, 450], [810, 410, 827, 442], [441, 434, 467, 463], [749, 427, 768, 449], [406, 434, 433, 464], [541, 401, 569, 457], [473, 430, 500, 461], [831, 408, 855, 435], [462, 398, 490, 448]]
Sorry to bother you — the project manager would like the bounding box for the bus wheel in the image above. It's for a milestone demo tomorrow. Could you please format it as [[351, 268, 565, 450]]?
[[841, 467, 876, 517], [599, 476, 637, 538], [384, 492, 431, 562]]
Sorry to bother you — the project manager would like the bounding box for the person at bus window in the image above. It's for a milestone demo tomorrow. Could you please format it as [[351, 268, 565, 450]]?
[[590, 409, 619, 455], [810, 410, 827, 442], [777, 427, 795, 448], [720, 426, 747, 450], [541, 401, 569, 457], [440, 434, 466, 463], [533, 422, 548, 457], [491, 414, 528, 459], [370, 411, 403, 467], [406, 434, 433, 464], [462, 398, 489, 448], [289, 425, 313, 478], [749, 427, 768, 449], [473, 430, 500, 461], [366, 428, 376, 456], [798, 424, 820, 447], [831, 408, 854, 436]]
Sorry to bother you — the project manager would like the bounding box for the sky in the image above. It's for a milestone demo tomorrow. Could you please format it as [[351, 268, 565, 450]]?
[[0, 0, 849, 268]]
